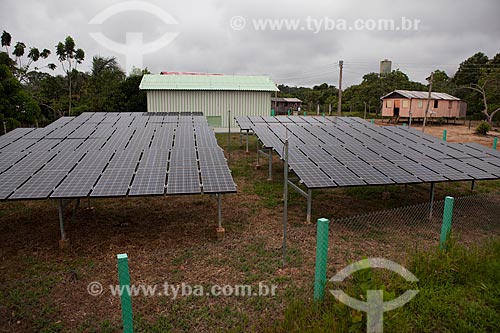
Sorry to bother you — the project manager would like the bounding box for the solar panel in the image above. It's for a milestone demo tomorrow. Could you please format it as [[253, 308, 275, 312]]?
[[129, 167, 166, 196], [51, 170, 100, 198], [317, 162, 366, 186], [1, 112, 235, 200], [200, 165, 236, 193], [91, 168, 136, 197], [0, 171, 34, 199], [246, 116, 500, 188], [10, 170, 68, 199], [166, 167, 201, 194], [291, 162, 337, 188]]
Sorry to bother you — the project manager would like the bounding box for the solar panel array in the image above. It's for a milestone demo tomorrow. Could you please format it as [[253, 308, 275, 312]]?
[[0, 112, 236, 200], [236, 116, 500, 189]]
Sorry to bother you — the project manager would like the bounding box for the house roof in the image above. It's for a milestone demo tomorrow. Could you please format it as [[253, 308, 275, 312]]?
[[380, 90, 461, 101], [271, 97, 302, 103], [140, 74, 279, 91]]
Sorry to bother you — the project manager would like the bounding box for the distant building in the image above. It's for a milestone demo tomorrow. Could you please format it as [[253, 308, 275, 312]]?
[[140, 73, 278, 129], [271, 97, 302, 114], [380, 59, 392, 75], [380, 90, 467, 120]]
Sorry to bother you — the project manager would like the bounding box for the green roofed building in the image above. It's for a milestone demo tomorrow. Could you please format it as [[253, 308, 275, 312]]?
[[139, 73, 279, 129]]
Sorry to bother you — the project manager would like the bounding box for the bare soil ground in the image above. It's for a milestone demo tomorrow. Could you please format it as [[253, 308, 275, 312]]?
[[0, 121, 499, 332]]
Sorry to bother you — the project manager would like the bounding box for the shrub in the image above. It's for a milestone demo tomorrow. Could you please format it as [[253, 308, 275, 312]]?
[[475, 121, 491, 135]]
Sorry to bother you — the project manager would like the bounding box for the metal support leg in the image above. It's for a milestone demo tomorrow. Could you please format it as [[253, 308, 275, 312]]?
[[215, 193, 225, 240], [87, 197, 91, 210], [256, 142, 260, 167], [268, 148, 273, 181], [239, 130, 242, 147], [58, 199, 66, 241], [306, 189, 313, 224], [471, 180, 476, 191], [429, 183, 435, 219], [245, 130, 249, 153], [217, 194, 222, 229], [283, 139, 289, 267]]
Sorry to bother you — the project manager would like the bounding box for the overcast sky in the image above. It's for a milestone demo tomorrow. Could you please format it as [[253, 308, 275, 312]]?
[[1, 0, 499, 87]]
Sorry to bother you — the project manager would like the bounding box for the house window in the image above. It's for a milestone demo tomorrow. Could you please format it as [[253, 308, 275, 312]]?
[[207, 116, 222, 128], [433, 100, 439, 108], [418, 100, 423, 108], [448, 101, 452, 109], [386, 100, 393, 108], [402, 100, 409, 108]]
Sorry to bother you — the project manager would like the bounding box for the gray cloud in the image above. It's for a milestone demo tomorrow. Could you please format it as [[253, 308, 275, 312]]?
[[1, 0, 499, 87]]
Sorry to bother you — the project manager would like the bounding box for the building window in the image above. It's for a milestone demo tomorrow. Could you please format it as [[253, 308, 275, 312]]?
[[207, 116, 222, 128], [402, 100, 409, 108], [433, 100, 439, 108], [448, 101, 452, 109], [386, 100, 393, 108], [418, 100, 423, 108]]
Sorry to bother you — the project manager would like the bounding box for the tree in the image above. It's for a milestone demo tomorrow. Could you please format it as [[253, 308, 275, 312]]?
[[86, 56, 125, 112], [427, 70, 457, 95], [0, 54, 42, 128], [1, 31, 55, 83], [464, 79, 500, 124], [1, 31, 11, 54], [55, 36, 84, 115]]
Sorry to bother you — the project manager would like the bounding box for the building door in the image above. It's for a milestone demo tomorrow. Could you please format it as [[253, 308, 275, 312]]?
[[394, 100, 401, 116]]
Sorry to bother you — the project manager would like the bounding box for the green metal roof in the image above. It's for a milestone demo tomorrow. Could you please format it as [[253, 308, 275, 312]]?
[[139, 74, 279, 91]]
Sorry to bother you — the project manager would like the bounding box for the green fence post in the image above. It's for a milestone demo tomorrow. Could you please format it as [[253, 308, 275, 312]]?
[[117, 253, 133, 333], [403, 123, 407, 127], [371, 119, 375, 124], [442, 130, 447, 141], [314, 218, 330, 301], [440, 197, 454, 250], [271, 108, 275, 116], [287, 109, 291, 116], [493, 137, 498, 150], [304, 112, 307, 116], [322, 112, 325, 117]]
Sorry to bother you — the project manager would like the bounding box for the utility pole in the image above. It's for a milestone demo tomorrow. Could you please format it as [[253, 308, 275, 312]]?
[[422, 72, 434, 133], [337, 60, 343, 116]]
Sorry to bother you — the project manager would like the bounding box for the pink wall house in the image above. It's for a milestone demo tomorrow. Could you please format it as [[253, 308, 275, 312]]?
[[381, 90, 467, 119]]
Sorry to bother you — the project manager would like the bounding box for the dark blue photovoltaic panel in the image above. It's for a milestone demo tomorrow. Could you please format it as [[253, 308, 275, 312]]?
[[0, 112, 236, 199], [244, 116, 500, 188]]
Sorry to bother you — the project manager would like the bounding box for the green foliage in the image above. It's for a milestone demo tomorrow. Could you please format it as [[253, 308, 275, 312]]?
[[85, 56, 126, 112], [1, 30, 12, 48], [0, 62, 41, 127], [274, 239, 500, 332], [344, 70, 426, 114], [476, 121, 491, 135]]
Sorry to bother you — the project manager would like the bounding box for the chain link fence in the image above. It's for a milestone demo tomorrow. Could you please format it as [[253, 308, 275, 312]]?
[[329, 191, 500, 265]]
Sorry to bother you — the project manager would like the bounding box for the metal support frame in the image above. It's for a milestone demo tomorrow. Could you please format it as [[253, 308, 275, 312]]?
[[268, 148, 273, 180], [217, 193, 222, 229], [257, 146, 273, 180], [287, 179, 313, 223], [58, 199, 66, 241], [429, 183, 435, 219], [283, 139, 289, 267], [471, 180, 476, 191], [227, 110, 231, 164], [245, 130, 250, 153], [56, 198, 83, 242]]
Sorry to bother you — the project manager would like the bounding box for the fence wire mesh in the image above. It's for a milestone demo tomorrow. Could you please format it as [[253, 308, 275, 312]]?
[[330, 191, 500, 265]]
